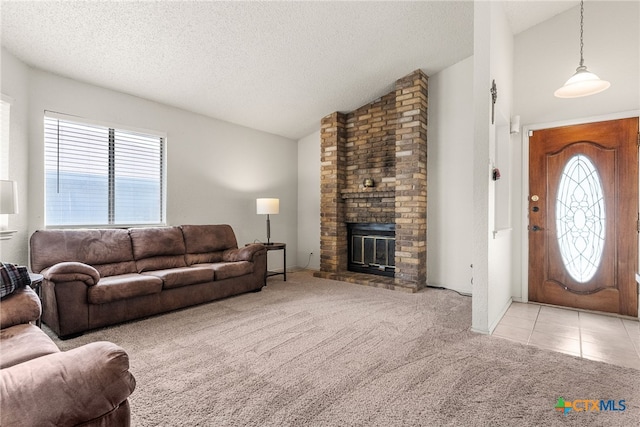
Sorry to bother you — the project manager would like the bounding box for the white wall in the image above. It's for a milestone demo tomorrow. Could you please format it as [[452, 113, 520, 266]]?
[[472, 1, 515, 334], [297, 130, 320, 270], [426, 56, 474, 295], [512, 1, 640, 301], [0, 49, 31, 265], [487, 1, 515, 332], [1, 49, 299, 271]]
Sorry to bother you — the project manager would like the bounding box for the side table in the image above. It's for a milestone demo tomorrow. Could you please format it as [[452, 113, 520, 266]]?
[[29, 273, 44, 328], [264, 243, 286, 281]]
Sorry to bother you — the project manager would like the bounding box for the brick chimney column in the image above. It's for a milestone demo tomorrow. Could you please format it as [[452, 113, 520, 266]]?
[[394, 70, 428, 287], [320, 112, 348, 273]]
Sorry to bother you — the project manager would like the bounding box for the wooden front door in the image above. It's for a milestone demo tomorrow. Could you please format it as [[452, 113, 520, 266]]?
[[528, 117, 639, 317]]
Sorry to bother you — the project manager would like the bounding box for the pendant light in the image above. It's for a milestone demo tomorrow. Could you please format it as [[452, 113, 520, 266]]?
[[554, 0, 610, 98]]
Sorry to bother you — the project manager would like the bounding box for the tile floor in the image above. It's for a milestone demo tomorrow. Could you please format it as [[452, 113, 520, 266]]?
[[493, 302, 640, 370]]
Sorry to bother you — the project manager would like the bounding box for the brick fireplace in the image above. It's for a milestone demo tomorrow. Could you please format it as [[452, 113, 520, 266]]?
[[314, 70, 427, 292]]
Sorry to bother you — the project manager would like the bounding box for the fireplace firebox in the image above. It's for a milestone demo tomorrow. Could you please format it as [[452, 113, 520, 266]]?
[[347, 223, 395, 277]]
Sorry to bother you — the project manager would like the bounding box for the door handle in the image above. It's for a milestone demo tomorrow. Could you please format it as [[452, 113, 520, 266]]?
[[530, 225, 542, 232]]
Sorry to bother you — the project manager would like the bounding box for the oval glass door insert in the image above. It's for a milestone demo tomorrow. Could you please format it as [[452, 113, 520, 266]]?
[[556, 154, 605, 283]]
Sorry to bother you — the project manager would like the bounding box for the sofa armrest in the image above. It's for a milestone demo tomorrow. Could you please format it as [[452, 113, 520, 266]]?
[[42, 262, 100, 286], [0, 341, 136, 427], [0, 287, 41, 329], [223, 243, 266, 262]]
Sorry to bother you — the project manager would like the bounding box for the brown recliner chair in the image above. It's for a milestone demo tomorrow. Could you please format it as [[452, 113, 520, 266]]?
[[0, 285, 136, 426]]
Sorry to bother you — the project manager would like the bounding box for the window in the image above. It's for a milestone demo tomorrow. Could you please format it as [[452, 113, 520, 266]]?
[[44, 112, 165, 226], [556, 154, 605, 283]]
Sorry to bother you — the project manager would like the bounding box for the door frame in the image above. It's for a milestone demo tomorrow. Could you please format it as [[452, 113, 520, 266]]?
[[520, 110, 640, 313]]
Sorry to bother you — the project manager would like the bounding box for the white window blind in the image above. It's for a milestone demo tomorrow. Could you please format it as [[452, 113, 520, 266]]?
[[44, 113, 165, 226]]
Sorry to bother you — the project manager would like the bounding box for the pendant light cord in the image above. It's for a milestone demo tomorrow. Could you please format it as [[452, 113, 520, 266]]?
[[579, 0, 584, 67]]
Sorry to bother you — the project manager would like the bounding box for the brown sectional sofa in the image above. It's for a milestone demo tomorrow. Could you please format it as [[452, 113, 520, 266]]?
[[1, 285, 135, 426], [30, 224, 266, 337]]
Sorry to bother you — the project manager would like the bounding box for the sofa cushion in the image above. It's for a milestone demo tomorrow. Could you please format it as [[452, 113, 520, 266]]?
[[0, 324, 60, 369], [181, 225, 238, 266], [30, 229, 136, 276], [212, 261, 253, 281], [142, 266, 214, 290], [184, 251, 225, 265], [93, 261, 138, 278], [88, 274, 163, 304], [130, 227, 187, 272]]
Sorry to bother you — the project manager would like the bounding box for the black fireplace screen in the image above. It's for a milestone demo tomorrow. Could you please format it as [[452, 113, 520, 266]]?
[[347, 223, 395, 277]]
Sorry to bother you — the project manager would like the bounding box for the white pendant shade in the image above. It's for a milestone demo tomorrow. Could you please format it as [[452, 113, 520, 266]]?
[[554, 66, 611, 98]]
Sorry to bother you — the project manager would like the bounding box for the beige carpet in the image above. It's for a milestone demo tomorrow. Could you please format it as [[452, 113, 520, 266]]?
[[51, 271, 639, 426]]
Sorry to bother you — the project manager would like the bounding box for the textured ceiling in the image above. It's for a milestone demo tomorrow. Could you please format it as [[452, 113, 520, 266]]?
[[1, 1, 576, 140]]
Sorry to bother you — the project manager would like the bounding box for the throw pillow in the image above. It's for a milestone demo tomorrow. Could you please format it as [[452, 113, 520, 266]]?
[[0, 263, 31, 298]]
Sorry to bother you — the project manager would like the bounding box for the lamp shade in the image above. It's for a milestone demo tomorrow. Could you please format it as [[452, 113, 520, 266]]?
[[256, 198, 279, 215], [0, 180, 18, 214], [554, 66, 611, 98]]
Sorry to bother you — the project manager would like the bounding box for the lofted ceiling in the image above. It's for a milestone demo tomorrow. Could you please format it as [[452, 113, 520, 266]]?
[[1, 1, 577, 140]]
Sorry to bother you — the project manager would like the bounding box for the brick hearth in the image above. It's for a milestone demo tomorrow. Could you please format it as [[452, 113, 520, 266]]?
[[314, 70, 428, 292]]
